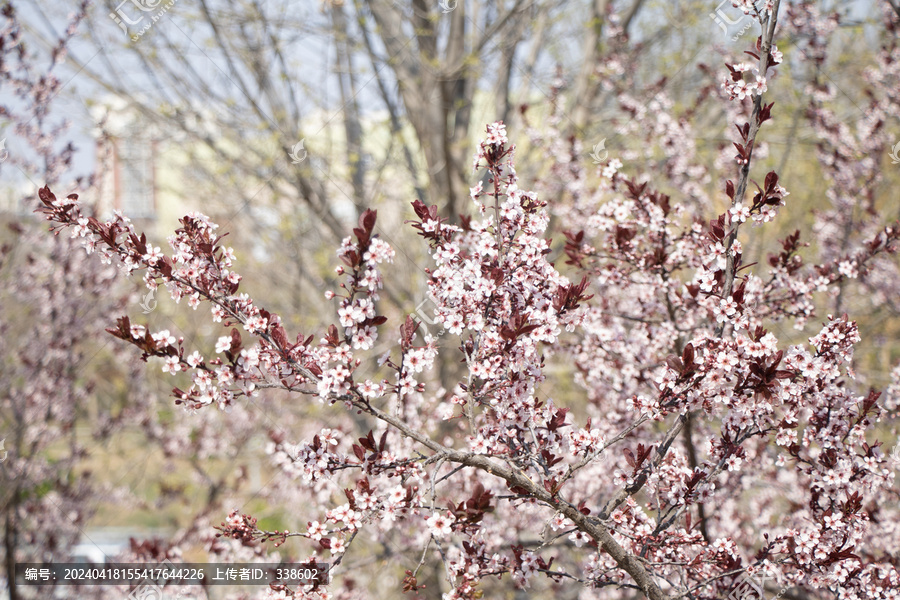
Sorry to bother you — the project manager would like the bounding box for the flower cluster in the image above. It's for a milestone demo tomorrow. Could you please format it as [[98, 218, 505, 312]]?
[[722, 43, 783, 102], [37, 188, 402, 413]]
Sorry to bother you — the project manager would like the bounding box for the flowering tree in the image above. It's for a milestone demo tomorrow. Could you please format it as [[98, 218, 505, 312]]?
[[1, 7, 411, 600], [0, 5, 264, 599], [0, 4, 130, 599], [30, 2, 900, 600]]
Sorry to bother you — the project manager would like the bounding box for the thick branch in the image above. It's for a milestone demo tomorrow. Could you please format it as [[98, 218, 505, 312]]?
[[348, 399, 668, 600]]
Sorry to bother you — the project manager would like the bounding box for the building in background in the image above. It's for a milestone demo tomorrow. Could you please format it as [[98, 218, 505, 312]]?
[[92, 96, 158, 221], [100, 128, 156, 220]]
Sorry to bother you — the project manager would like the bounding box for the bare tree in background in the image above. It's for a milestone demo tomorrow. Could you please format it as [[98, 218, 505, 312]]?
[[53, 0, 563, 229]]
